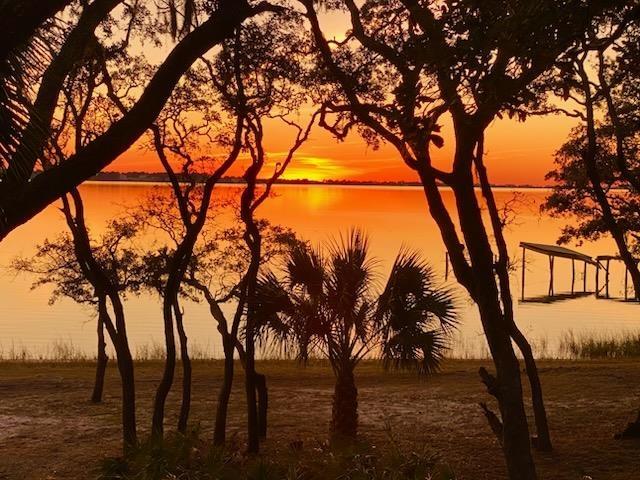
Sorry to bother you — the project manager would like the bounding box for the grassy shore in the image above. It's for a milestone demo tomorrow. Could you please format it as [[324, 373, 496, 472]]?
[[0, 359, 639, 479]]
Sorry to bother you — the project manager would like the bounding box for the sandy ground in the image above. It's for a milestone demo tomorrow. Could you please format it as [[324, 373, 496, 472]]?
[[0, 359, 639, 479]]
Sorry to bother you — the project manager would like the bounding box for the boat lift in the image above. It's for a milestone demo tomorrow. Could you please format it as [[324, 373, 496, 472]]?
[[519, 242, 598, 300], [443, 241, 637, 302], [594, 255, 639, 301]]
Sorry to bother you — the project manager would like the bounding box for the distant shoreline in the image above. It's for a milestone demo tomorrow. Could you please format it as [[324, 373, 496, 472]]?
[[89, 172, 548, 189]]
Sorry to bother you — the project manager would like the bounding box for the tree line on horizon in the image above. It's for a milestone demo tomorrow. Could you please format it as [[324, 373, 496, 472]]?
[[2, 1, 640, 479]]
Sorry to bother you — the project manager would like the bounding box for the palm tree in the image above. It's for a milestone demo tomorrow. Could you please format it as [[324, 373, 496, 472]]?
[[255, 229, 457, 440]]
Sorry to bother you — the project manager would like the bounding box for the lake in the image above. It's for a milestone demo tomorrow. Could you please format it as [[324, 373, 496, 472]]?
[[1, 182, 638, 359]]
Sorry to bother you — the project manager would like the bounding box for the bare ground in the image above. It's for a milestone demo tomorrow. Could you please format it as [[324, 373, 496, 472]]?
[[0, 359, 639, 479]]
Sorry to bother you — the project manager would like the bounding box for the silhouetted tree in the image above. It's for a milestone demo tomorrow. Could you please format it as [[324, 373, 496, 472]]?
[[543, 4, 640, 438], [11, 38, 147, 448], [297, 0, 621, 474], [140, 78, 244, 439], [181, 219, 298, 445], [0, 0, 285, 240], [255, 229, 457, 440], [544, 6, 640, 297], [11, 204, 143, 445], [544, 127, 640, 278], [194, 12, 316, 452]]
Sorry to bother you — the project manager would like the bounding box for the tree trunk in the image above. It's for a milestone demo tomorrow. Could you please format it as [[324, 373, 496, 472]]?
[[117, 342, 137, 450], [452, 169, 537, 480], [331, 366, 358, 440], [476, 300, 537, 479], [414, 125, 537, 478], [107, 293, 138, 451], [151, 293, 177, 439], [578, 64, 640, 299], [245, 352, 259, 453], [241, 186, 262, 454], [255, 372, 268, 439], [474, 142, 552, 452], [214, 336, 235, 445], [511, 329, 552, 451], [103, 310, 137, 450], [91, 306, 108, 404], [175, 301, 192, 434]]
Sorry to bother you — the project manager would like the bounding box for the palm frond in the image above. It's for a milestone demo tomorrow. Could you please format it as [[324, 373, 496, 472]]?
[[325, 228, 375, 322], [264, 232, 456, 376], [253, 271, 293, 339], [378, 247, 457, 330], [377, 247, 457, 376], [419, 288, 458, 334], [382, 329, 448, 375], [0, 17, 58, 173], [284, 242, 325, 297]]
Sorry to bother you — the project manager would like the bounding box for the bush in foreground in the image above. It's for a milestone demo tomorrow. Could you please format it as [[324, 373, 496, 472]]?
[[99, 428, 455, 480]]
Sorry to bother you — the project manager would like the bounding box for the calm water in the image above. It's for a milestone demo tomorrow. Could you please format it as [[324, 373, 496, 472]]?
[[1, 182, 638, 359]]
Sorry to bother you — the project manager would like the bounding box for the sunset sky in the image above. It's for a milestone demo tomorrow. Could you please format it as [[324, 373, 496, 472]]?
[[109, 111, 577, 186], [107, 10, 579, 186]]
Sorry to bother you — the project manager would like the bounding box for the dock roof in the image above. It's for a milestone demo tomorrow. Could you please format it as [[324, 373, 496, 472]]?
[[519, 242, 598, 265]]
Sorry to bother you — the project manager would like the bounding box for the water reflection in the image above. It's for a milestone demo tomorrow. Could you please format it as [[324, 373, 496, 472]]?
[[0, 182, 637, 359]]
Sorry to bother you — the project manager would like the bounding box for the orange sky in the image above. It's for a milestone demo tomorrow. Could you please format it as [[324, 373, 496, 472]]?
[[107, 10, 579, 186], [109, 111, 577, 186]]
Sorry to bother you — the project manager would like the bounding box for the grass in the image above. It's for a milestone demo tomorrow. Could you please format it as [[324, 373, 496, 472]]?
[[0, 339, 90, 362], [559, 331, 640, 359], [0, 340, 219, 362]]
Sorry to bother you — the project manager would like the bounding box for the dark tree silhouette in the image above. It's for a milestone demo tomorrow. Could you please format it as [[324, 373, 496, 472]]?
[[11, 201, 143, 448], [181, 219, 298, 445], [544, 127, 640, 285], [544, 6, 640, 298], [191, 13, 316, 452], [543, 4, 640, 438], [297, 0, 621, 475], [10, 40, 147, 448], [140, 78, 244, 439], [0, 0, 284, 241], [255, 230, 457, 440]]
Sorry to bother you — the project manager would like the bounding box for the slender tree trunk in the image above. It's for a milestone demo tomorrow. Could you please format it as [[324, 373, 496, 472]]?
[[511, 329, 552, 451], [103, 306, 137, 450], [475, 293, 537, 479], [577, 64, 640, 298], [331, 364, 358, 440], [91, 304, 108, 404], [413, 126, 536, 479], [453, 167, 537, 480], [152, 292, 177, 438], [578, 65, 640, 436], [214, 335, 235, 445], [110, 300, 137, 450], [474, 141, 552, 451], [255, 372, 268, 439], [245, 346, 259, 453], [175, 301, 192, 434], [241, 185, 262, 454], [61, 190, 137, 450], [117, 341, 138, 450]]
